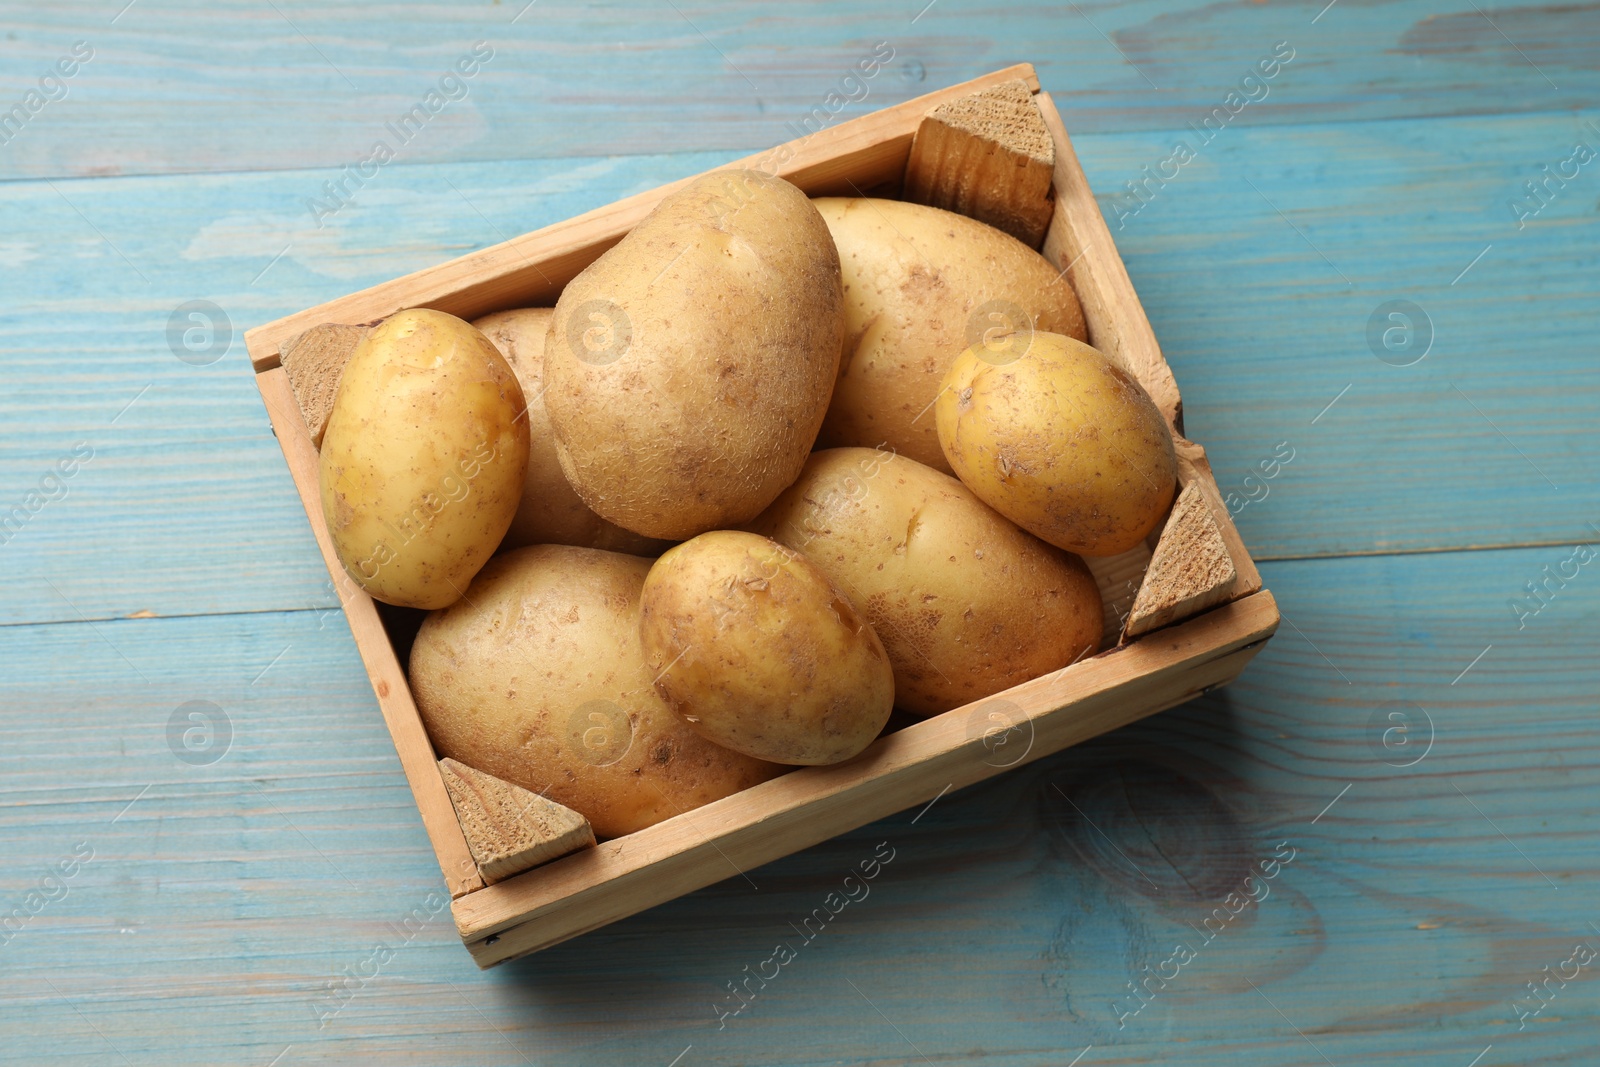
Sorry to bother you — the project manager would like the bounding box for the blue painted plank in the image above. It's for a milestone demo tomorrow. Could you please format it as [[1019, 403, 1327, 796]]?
[[0, 150, 730, 627], [0, 0, 1595, 180], [4, 109, 1598, 625], [0, 545, 1597, 1064], [1077, 108, 1600, 561]]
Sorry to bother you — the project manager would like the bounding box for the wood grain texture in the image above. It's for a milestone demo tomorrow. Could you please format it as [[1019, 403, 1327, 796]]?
[[2, 0, 1597, 180], [1126, 482, 1239, 638], [438, 759, 596, 884], [902, 79, 1057, 246], [1, 547, 1596, 1063], [278, 323, 368, 448]]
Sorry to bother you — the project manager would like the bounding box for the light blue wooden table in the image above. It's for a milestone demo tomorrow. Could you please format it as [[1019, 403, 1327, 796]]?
[[3, 2, 1597, 1063]]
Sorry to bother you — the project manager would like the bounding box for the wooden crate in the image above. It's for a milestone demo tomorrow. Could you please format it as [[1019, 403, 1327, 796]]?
[[243, 63, 1279, 968]]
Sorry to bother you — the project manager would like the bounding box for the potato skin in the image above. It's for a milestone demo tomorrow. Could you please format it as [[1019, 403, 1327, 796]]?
[[748, 448, 1103, 717], [319, 308, 529, 610], [812, 198, 1087, 473], [937, 332, 1177, 557], [409, 545, 780, 839], [638, 531, 893, 765], [472, 308, 672, 556], [545, 170, 845, 540]]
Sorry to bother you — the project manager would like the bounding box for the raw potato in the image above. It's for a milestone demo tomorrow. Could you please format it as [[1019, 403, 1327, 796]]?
[[319, 308, 529, 610], [748, 448, 1103, 717], [812, 197, 1087, 472], [546, 169, 844, 540], [410, 545, 780, 839], [638, 531, 893, 765], [937, 332, 1177, 557], [472, 308, 671, 556]]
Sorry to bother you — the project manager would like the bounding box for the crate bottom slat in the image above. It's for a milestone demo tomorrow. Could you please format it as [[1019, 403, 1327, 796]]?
[[455, 589, 1278, 968]]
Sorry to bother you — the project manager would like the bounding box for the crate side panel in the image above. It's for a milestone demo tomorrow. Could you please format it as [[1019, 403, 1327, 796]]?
[[244, 65, 1041, 372], [453, 590, 1279, 948], [1035, 90, 1182, 432], [463, 603, 1276, 966], [254, 367, 483, 896]]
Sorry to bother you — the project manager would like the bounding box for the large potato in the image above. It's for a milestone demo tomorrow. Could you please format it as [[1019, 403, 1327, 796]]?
[[638, 531, 893, 765], [748, 448, 1102, 717], [812, 198, 1087, 472], [937, 332, 1177, 557], [472, 308, 671, 556], [409, 545, 779, 839], [545, 169, 844, 540], [319, 308, 529, 609]]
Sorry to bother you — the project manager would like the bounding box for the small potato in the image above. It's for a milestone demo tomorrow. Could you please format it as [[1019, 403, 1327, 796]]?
[[546, 170, 844, 540], [410, 545, 780, 839], [937, 332, 1177, 557], [638, 531, 893, 766], [472, 308, 671, 556], [748, 448, 1103, 717], [320, 308, 529, 609], [812, 197, 1087, 472]]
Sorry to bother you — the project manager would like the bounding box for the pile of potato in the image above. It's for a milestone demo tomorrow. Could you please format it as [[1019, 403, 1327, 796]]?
[[317, 170, 1177, 839]]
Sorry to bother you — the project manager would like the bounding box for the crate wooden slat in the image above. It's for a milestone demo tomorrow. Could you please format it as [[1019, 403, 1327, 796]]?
[[1035, 90, 1183, 433], [243, 65, 1043, 372], [454, 591, 1277, 965], [253, 365, 485, 898], [244, 64, 1278, 968]]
